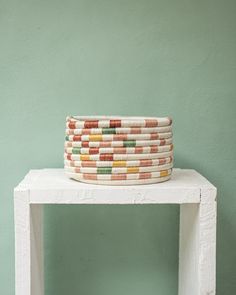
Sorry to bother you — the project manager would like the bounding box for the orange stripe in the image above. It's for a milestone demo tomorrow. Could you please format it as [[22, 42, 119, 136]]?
[[89, 135, 102, 141], [80, 155, 90, 161], [160, 170, 169, 177], [127, 167, 139, 173], [112, 161, 126, 167]]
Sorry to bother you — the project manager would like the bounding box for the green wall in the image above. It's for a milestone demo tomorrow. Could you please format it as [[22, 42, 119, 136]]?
[[1, 0, 236, 294]]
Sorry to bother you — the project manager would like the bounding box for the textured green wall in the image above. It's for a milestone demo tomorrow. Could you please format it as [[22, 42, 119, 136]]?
[[1, 0, 236, 294]]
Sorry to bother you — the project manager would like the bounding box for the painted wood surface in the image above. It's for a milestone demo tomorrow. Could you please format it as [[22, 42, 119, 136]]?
[[14, 168, 217, 295], [14, 168, 215, 204]]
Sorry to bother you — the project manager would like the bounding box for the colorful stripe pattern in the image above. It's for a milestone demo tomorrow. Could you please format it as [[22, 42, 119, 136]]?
[[64, 156, 173, 168], [65, 174, 171, 185], [67, 116, 172, 128], [64, 151, 173, 161], [65, 144, 173, 155], [64, 138, 173, 148], [65, 169, 171, 180], [65, 125, 172, 135], [64, 162, 173, 174], [65, 132, 172, 142], [64, 116, 173, 185]]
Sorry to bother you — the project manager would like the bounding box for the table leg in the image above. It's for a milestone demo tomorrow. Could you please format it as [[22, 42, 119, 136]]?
[[14, 191, 44, 295], [178, 202, 217, 295]]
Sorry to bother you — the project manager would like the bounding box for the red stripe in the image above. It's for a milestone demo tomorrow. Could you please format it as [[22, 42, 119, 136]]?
[[83, 174, 97, 180], [111, 174, 126, 180], [114, 147, 126, 154], [82, 141, 89, 147], [150, 146, 158, 153], [81, 161, 96, 167], [84, 120, 99, 128], [159, 158, 166, 165], [67, 154, 72, 160], [73, 135, 81, 141], [139, 172, 152, 179], [82, 129, 91, 135], [68, 122, 76, 129], [150, 133, 158, 140], [145, 119, 158, 127], [140, 159, 152, 166], [159, 139, 166, 146], [100, 154, 113, 161], [89, 147, 99, 154], [114, 134, 127, 141], [110, 120, 121, 127], [130, 127, 141, 134], [135, 147, 143, 153], [100, 141, 112, 147]]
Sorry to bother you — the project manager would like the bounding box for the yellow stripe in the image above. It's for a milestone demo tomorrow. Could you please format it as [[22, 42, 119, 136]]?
[[127, 167, 139, 173], [89, 135, 102, 141], [160, 170, 169, 177], [112, 161, 126, 167], [80, 155, 90, 161]]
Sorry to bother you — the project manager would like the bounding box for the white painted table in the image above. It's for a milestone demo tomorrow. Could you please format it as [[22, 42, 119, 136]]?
[[14, 168, 217, 295]]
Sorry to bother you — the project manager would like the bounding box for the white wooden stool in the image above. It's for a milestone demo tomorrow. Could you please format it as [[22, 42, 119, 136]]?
[[14, 168, 217, 295]]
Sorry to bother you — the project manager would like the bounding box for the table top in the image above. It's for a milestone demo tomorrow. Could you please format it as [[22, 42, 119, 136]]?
[[14, 168, 216, 204]]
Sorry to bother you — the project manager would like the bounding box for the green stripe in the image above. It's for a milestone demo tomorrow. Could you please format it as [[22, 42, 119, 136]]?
[[72, 147, 81, 154], [65, 135, 69, 141], [102, 128, 116, 134], [97, 167, 113, 174], [123, 140, 136, 147]]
